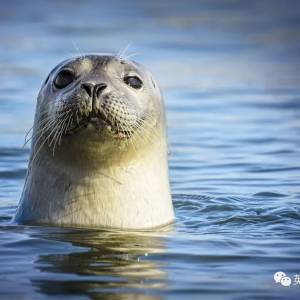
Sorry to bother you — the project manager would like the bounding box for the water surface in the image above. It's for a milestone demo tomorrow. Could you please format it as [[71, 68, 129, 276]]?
[[1, 1, 300, 299]]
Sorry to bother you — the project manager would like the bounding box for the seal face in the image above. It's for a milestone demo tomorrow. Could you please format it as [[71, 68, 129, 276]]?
[[37, 55, 160, 155], [14, 54, 175, 230]]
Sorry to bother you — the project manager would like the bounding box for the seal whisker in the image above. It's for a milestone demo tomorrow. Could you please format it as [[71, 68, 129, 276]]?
[[47, 122, 63, 155], [63, 112, 74, 135], [51, 118, 68, 154], [25, 110, 71, 148], [30, 117, 59, 151], [71, 39, 84, 60], [23, 107, 57, 147], [37, 109, 70, 141], [49, 112, 73, 155], [23, 125, 34, 148], [117, 42, 132, 60], [123, 52, 140, 61], [134, 121, 156, 148], [57, 111, 73, 145], [31, 114, 68, 164], [65, 113, 75, 134]]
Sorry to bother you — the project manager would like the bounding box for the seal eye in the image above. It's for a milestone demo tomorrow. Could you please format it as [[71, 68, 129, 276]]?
[[54, 70, 75, 89], [124, 76, 143, 89]]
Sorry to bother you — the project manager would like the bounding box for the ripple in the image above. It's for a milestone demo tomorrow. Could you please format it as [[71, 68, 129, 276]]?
[[253, 192, 288, 198], [0, 168, 26, 179], [0, 147, 29, 158]]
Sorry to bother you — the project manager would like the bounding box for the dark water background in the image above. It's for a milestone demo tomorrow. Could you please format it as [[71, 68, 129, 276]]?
[[1, 0, 300, 299]]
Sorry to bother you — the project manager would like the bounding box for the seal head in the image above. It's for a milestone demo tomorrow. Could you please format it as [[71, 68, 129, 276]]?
[[14, 54, 174, 229]]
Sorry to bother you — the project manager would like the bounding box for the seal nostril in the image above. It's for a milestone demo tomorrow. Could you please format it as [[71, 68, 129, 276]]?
[[82, 83, 94, 98], [95, 83, 107, 98]]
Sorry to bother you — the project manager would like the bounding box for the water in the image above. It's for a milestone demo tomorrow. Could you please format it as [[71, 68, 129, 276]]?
[[1, 1, 300, 299]]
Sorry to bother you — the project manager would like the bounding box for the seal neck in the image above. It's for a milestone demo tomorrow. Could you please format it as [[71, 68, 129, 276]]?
[[15, 135, 174, 229]]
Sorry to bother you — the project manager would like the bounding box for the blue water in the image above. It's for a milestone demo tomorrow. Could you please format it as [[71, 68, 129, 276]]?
[[1, 1, 300, 299]]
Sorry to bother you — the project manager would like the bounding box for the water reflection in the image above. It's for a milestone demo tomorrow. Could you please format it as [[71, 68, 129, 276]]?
[[29, 227, 172, 298]]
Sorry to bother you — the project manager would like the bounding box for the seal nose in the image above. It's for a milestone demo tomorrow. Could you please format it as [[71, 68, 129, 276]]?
[[95, 83, 107, 98], [82, 83, 107, 98], [82, 83, 94, 98]]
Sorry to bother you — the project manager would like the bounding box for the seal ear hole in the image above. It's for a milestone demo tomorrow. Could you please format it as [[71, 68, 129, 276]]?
[[54, 69, 75, 89], [123, 75, 143, 89]]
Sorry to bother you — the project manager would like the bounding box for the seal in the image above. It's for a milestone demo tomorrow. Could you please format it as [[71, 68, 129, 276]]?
[[14, 54, 175, 230]]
